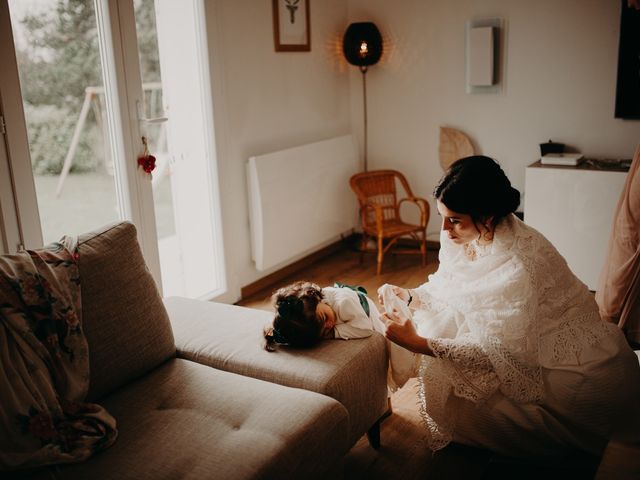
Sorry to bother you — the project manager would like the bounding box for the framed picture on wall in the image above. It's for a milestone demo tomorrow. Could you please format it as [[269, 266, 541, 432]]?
[[272, 0, 310, 52]]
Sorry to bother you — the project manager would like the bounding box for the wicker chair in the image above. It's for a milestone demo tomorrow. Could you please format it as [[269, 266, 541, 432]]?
[[349, 169, 430, 275]]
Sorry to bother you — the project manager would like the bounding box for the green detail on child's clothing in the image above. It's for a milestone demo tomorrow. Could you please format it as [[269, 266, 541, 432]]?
[[333, 282, 370, 317]]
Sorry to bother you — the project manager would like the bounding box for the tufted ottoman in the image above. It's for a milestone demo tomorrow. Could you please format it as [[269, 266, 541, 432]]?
[[165, 297, 390, 448]]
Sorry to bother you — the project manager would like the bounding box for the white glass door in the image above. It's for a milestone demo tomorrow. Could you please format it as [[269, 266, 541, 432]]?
[[132, 0, 226, 298], [149, 0, 225, 298], [1, 0, 225, 299], [3, 0, 160, 285]]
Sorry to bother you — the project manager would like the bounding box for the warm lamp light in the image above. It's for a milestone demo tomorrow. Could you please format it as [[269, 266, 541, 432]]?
[[343, 22, 383, 172], [343, 22, 383, 72]]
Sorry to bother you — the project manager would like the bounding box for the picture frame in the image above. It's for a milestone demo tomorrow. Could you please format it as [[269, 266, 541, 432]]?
[[272, 0, 310, 52]]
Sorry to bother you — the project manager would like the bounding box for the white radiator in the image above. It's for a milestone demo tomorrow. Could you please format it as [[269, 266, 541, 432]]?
[[247, 135, 359, 271]]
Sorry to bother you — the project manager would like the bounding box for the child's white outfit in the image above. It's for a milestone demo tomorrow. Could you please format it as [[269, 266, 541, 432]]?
[[321, 286, 384, 339], [322, 285, 418, 392]]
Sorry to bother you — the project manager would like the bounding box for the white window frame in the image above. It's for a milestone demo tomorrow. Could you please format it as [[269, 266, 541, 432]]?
[[0, 0, 226, 300]]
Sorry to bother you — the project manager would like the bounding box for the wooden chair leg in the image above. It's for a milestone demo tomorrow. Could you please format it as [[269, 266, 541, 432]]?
[[377, 236, 384, 275]]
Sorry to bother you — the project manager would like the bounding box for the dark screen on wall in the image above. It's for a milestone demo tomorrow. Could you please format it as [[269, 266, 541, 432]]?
[[615, 1, 640, 119]]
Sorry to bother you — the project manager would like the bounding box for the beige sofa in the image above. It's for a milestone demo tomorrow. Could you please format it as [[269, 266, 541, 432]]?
[[14, 221, 388, 479]]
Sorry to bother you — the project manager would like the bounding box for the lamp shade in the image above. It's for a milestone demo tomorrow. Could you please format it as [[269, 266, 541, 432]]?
[[343, 22, 383, 67]]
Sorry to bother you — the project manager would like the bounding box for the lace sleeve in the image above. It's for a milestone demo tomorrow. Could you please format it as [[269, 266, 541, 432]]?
[[412, 282, 449, 314], [429, 336, 500, 403]]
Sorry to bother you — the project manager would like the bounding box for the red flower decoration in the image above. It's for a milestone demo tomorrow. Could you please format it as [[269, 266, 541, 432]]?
[[137, 153, 156, 174]]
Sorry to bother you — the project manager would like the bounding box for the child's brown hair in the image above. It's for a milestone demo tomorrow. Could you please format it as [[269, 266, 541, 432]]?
[[264, 281, 324, 351]]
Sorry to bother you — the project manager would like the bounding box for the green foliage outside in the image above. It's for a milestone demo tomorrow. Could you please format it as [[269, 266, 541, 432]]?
[[24, 104, 102, 174], [15, 0, 160, 175]]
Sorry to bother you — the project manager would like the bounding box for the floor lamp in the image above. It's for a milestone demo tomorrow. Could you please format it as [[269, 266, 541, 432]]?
[[343, 22, 383, 172]]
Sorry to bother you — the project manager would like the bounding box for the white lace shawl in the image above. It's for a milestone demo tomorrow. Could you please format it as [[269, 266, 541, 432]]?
[[413, 214, 611, 450]]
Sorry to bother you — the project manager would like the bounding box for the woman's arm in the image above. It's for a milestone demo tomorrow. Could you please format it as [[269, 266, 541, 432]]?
[[383, 312, 433, 355], [384, 311, 501, 402]]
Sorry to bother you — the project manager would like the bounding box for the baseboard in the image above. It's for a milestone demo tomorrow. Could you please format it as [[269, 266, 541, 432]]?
[[239, 234, 357, 301], [397, 238, 441, 251]]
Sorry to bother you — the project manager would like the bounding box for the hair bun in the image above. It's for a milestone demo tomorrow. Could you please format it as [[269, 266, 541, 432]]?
[[434, 155, 521, 222]]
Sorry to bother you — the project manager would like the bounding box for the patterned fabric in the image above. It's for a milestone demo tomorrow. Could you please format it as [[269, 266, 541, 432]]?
[[0, 239, 117, 471]]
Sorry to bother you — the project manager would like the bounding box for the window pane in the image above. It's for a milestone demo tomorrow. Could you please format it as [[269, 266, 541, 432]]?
[[8, 0, 121, 245]]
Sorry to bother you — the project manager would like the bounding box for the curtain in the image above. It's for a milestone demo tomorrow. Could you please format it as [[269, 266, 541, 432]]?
[[596, 144, 640, 346]]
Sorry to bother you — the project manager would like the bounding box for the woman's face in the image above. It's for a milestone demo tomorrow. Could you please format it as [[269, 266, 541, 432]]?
[[437, 200, 485, 245]]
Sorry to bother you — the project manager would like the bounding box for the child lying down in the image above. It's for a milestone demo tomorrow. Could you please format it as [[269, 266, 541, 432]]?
[[263, 280, 418, 391]]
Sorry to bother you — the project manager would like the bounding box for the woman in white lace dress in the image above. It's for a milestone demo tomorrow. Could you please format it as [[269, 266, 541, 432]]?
[[383, 155, 640, 457]]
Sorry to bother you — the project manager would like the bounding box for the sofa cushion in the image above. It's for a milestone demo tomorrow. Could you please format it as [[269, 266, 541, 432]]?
[[45, 359, 349, 480], [165, 296, 389, 446], [78, 222, 175, 401]]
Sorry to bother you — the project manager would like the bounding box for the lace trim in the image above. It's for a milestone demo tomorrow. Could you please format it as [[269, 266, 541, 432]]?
[[463, 239, 492, 261], [543, 310, 612, 363], [484, 336, 543, 403], [429, 337, 500, 403], [413, 290, 449, 315], [416, 356, 454, 451]]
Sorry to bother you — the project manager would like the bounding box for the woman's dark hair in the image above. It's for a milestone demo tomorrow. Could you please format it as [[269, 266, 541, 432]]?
[[433, 155, 520, 227], [264, 281, 324, 352]]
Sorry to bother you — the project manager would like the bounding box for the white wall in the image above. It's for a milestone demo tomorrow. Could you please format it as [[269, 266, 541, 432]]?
[[347, 0, 639, 237], [204, 0, 351, 302], [205, 0, 639, 302]]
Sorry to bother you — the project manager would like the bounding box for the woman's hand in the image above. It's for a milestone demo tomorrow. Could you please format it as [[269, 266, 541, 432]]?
[[383, 311, 433, 356], [378, 284, 410, 305]]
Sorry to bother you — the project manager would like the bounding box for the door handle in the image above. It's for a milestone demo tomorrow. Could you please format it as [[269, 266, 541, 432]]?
[[136, 100, 168, 124]]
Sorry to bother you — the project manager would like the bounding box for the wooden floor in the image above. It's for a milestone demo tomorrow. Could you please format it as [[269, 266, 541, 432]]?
[[238, 246, 450, 479], [238, 243, 439, 312]]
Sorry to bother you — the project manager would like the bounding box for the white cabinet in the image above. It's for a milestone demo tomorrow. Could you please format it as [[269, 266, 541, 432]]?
[[524, 161, 627, 290]]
